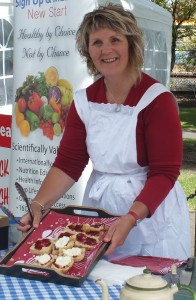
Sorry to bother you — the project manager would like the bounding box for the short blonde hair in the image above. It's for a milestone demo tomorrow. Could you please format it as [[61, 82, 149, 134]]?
[[76, 3, 144, 76]]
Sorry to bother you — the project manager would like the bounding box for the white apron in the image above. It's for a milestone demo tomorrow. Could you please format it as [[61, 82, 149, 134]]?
[[74, 83, 191, 260]]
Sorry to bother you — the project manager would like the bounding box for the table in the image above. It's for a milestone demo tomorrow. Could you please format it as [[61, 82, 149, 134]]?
[[0, 244, 121, 300]]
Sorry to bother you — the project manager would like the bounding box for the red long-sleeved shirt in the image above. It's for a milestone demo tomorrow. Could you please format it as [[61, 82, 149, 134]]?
[[53, 73, 183, 216]]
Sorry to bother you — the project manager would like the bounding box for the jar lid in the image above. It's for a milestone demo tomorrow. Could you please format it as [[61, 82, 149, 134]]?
[[126, 269, 168, 291]]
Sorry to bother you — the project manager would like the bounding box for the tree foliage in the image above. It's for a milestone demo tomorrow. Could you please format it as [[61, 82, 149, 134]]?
[[151, 0, 196, 71]]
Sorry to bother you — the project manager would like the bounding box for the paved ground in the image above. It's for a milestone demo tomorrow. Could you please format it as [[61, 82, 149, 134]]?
[[183, 130, 196, 139], [181, 131, 196, 172]]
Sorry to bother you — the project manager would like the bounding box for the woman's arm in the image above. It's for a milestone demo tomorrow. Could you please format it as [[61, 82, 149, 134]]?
[[18, 167, 75, 232], [135, 92, 183, 215]]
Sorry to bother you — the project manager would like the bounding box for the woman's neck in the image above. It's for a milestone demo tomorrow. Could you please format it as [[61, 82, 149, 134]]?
[[104, 71, 138, 104]]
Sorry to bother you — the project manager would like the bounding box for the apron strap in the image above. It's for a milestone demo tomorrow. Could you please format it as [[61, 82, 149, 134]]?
[[74, 89, 89, 125], [130, 83, 170, 162], [133, 83, 169, 115]]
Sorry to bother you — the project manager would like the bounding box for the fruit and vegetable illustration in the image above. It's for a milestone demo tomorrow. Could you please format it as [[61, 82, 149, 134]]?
[[14, 66, 73, 139]]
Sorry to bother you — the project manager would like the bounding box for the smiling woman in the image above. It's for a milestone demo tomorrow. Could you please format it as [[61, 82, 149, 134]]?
[[18, 3, 191, 262]]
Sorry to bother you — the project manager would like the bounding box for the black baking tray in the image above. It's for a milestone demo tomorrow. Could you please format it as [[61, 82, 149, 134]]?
[[0, 205, 119, 286]]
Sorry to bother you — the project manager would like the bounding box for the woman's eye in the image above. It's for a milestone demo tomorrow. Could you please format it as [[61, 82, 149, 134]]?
[[92, 40, 102, 46], [111, 37, 120, 43]]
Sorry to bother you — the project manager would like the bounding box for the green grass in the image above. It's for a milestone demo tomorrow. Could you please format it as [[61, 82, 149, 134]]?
[[183, 138, 196, 160], [178, 106, 196, 210], [178, 114, 196, 210], [179, 107, 196, 132], [179, 171, 196, 211], [179, 132, 196, 211]]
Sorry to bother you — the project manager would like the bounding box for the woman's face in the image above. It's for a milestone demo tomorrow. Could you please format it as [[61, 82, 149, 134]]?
[[88, 28, 130, 78]]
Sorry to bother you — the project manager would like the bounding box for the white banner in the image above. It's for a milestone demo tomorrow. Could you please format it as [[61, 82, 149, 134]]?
[[9, 0, 97, 217]]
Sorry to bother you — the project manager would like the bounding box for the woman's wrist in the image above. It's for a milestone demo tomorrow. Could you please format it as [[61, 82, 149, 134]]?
[[122, 213, 136, 228], [31, 200, 46, 214], [127, 202, 149, 226], [127, 210, 142, 226]]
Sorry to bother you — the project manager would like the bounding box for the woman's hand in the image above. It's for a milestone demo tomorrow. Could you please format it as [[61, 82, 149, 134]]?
[[17, 202, 43, 234], [17, 212, 33, 234], [103, 214, 135, 255]]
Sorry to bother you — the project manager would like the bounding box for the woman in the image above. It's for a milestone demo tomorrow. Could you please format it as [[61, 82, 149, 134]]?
[[18, 3, 191, 260]]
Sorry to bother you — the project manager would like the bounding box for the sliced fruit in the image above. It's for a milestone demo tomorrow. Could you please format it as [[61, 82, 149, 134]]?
[[45, 66, 59, 86]]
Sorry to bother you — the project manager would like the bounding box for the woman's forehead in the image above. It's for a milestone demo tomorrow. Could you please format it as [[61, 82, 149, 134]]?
[[89, 27, 123, 37], [88, 23, 122, 36]]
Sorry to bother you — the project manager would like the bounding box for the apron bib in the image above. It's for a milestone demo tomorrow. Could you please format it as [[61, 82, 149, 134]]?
[[74, 83, 191, 260]]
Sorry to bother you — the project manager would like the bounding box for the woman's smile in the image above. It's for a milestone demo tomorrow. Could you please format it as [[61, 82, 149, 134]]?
[[102, 57, 118, 63]]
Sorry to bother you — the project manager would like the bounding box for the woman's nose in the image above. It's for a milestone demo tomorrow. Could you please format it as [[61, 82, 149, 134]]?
[[101, 42, 112, 53]]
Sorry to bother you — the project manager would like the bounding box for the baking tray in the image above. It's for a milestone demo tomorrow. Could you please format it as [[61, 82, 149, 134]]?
[[0, 205, 119, 286]]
